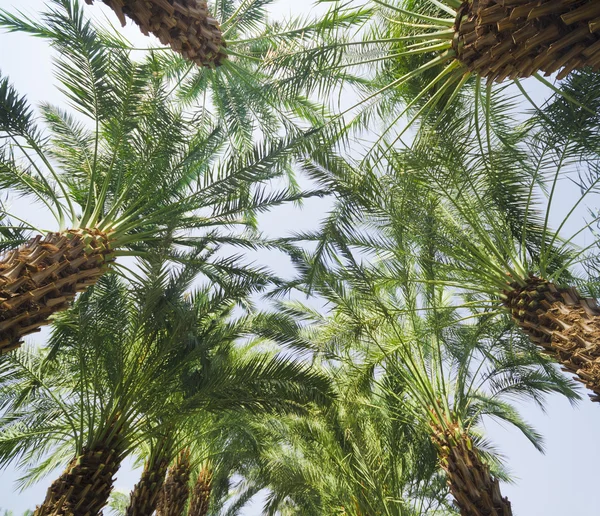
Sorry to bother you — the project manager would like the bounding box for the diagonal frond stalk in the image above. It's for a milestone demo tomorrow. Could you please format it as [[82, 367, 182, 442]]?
[[373, 0, 455, 26]]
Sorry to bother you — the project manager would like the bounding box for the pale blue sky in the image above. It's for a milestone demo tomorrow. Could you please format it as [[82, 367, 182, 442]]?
[[1, 1, 599, 515]]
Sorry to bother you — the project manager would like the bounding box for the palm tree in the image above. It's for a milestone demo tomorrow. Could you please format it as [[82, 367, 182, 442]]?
[[379, 94, 600, 403], [298, 68, 600, 405], [0, 0, 329, 353], [126, 413, 260, 516], [126, 437, 174, 516], [235, 386, 453, 515], [370, 0, 600, 85], [78, 0, 369, 150], [279, 202, 579, 513], [156, 449, 192, 516], [315, 0, 599, 161], [84, 0, 227, 67], [0, 262, 333, 515], [187, 465, 212, 516], [1, 0, 364, 154]]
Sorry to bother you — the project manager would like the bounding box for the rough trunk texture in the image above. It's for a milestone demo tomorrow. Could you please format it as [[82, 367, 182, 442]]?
[[33, 445, 122, 516], [0, 229, 114, 354], [431, 422, 512, 516], [126, 455, 170, 516], [453, 0, 600, 82], [504, 276, 600, 401], [187, 467, 213, 516], [156, 449, 192, 516], [85, 0, 227, 67]]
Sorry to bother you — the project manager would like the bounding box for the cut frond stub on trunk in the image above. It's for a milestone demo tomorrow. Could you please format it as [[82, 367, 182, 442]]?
[[85, 0, 227, 67]]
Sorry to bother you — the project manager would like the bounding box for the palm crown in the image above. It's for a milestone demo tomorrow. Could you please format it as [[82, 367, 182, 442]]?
[[237, 377, 453, 515], [278, 236, 579, 514], [324, 0, 600, 162], [0, 0, 337, 351], [0, 258, 334, 513]]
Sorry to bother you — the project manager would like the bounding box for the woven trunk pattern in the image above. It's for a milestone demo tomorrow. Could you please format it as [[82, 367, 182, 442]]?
[[156, 449, 192, 516], [432, 423, 512, 516], [504, 277, 600, 401], [188, 467, 213, 516], [0, 229, 113, 354], [126, 456, 170, 516], [453, 0, 600, 82], [85, 0, 227, 67], [34, 446, 121, 516]]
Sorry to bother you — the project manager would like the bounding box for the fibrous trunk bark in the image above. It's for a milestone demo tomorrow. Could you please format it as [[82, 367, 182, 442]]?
[[126, 452, 171, 515], [431, 421, 512, 516], [504, 276, 600, 401], [0, 229, 114, 354], [187, 467, 213, 516], [33, 445, 122, 516], [156, 449, 192, 516], [84, 0, 227, 67], [454, 0, 600, 82]]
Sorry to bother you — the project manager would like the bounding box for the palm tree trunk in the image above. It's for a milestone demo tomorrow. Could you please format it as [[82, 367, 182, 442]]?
[[504, 276, 600, 401], [431, 421, 512, 516], [84, 0, 227, 67], [0, 229, 114, 353], [33, 445, 122, 516], [188, 467, 213, 516], [454, 0, 600, 82], [126, 446, 171, 516], [156, 449, 192, 516]]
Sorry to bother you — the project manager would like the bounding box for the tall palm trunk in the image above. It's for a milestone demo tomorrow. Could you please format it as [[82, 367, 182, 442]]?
[[156, 448, 192, 516], [34, 444, 122, 516], [0, 229, 114, 353], [188, 467, 213, 516], [126, 441, 172, 516], [431, 420, 512, 516], [504, 276, 600, 401], [454, 0, 600, 82], [84, 0, 227, 67]]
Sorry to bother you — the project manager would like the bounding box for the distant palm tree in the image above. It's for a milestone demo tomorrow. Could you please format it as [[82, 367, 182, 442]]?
[[187, 465, 212, 516], [0, 262, 333, 515], [235, 380, 453, 515], [126, 437, 174, 516], [126, 330, 335, 516], [156, 449, 193, 516]]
